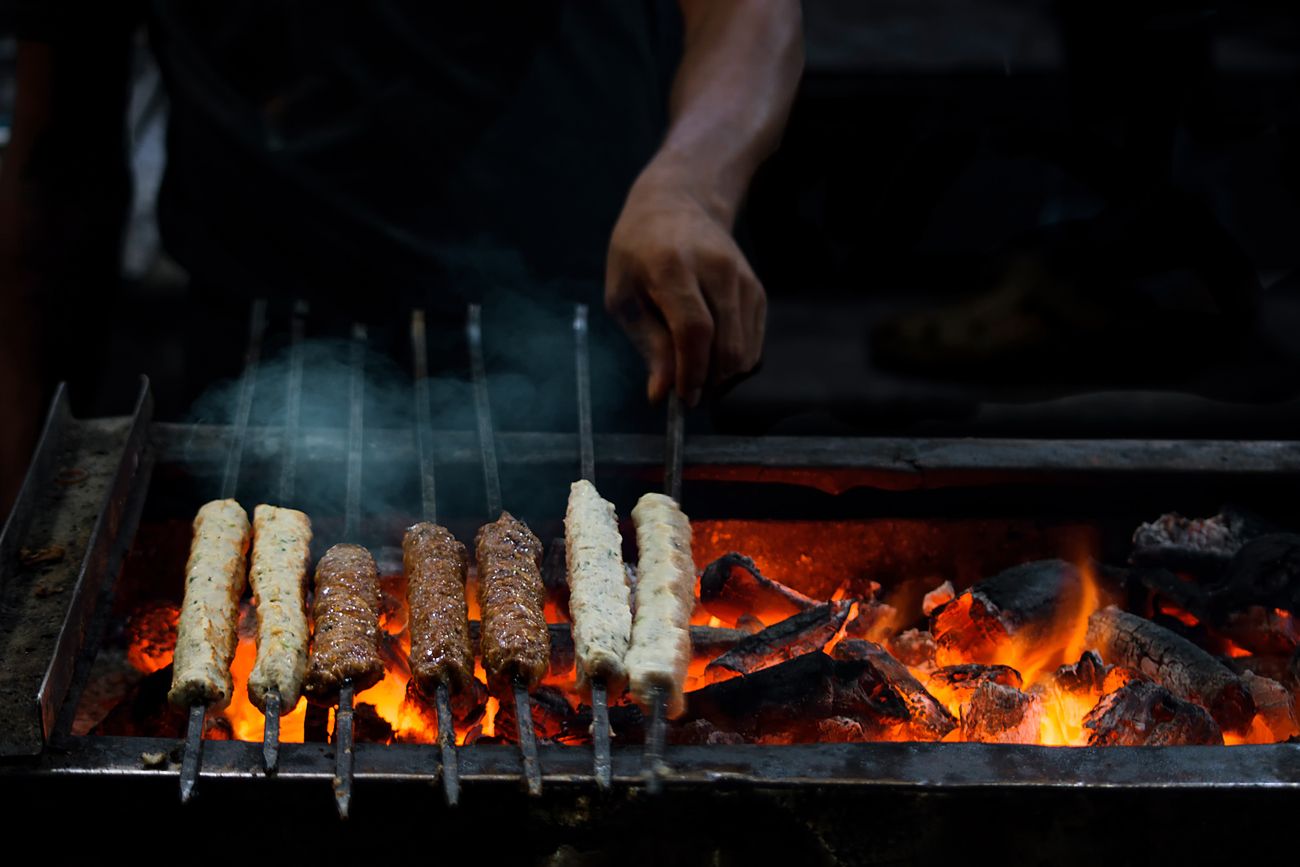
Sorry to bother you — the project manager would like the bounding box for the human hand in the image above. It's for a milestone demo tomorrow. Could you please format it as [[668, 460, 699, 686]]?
[[605, 170, 766, 406]]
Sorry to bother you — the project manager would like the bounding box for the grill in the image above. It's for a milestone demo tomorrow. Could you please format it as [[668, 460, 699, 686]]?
[[2, 299, 1299, 860]]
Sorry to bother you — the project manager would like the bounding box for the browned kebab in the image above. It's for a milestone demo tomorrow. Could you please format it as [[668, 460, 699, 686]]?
[[403, 521, 474, 803], [303, 542, 384, 817], [476, 511, 550, 794]]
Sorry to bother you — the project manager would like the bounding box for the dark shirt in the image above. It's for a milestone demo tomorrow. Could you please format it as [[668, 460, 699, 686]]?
[[8, 1, 681, 316]]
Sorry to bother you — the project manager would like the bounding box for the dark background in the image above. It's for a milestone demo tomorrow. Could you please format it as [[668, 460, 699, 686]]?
[[2, 0, 1299, 439]]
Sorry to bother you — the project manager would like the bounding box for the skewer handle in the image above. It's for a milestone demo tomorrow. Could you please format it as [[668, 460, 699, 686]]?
[[333, 681, 356, 819], [179, 703, 206, 803], [644, 685, 669, 795], [513, 680, 543, 797], [262, 689, 282, 774], [435, 683, 461, 806], [592, 677, 612, 791]]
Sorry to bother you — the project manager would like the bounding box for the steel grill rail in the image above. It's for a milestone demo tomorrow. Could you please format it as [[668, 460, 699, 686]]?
[[7, 300, 1300, 806]]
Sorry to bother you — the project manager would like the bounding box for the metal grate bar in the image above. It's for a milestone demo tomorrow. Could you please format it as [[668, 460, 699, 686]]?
[[220, 299, 268, 500], [344, 324, 366, 542], [277, 300, 308, 504], [467, 305, 502, 518]]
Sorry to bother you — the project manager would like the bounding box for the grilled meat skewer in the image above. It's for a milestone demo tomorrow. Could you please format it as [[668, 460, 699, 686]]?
[[564, 480, 632, 694], [168, 499, 251, 709], [247, 505, 312, 712], [405, 522, 475, 696], [304, 543, 384, 704], [476, 511, 549, 694], [626, 493, 696, 719]]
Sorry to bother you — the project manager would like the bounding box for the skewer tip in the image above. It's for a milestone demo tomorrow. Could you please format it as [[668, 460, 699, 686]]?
[[435, 683, 461, 807], [262, 690, 282, 774], [513, 679, 543, 797]]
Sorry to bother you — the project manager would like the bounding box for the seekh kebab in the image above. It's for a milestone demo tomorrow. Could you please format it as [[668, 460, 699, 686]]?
[[303, 543, 384, 704], [564, 480, 632, 694], [404, 522, 475, 696], [625, 492, 696, 718], [168, 499, 250, 710], [476, 511, 550, 694], [247, 504, 312, 713]]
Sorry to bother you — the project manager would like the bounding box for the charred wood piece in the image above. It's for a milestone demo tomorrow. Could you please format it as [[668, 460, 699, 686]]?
[[1241, 672, 1300, 742], [1130, 508, 1263, 575], [922, 581, 955, 616], [686, 645, 955, 743], [887, 629, 938, 668], [707, 600, 853, 676], [844, 598, 899, 642], [1086, 607, 1255, 732], [1223, 654, 1295, 687], [1051, 650, 1109, 694], [699, 552, 820, 624], [832, 640, 956, 741], [961, 682, 1042, 744], [671, 718, 746, 746], [1084, 680, 1222, 746], [930, 663, 1023, 695], [931, 559, 1083, 666], [1218, 606, 1299, 657]]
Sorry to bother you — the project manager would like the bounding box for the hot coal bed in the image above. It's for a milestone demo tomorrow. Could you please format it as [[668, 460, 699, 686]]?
[[3, 305, 1300, 864]]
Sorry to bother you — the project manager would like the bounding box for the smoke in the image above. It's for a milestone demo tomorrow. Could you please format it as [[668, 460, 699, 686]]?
[[179, 244, 657, 550]]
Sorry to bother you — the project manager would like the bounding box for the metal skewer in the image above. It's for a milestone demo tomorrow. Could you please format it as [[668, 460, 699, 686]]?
[[411, 309, 462, 807], [263, 299, 307, 775], [573, 303, 613, 790], [643, 390, 686, 794], [330, 323, 367, 819], [467, 305, 502, 517], [644, 684, 669, 795], [469, 305, 543, 795], [333, 680, 356, 818], [513, 678, 543, 797], [179, 704, 206, 803], [181, 298, 267, 803]]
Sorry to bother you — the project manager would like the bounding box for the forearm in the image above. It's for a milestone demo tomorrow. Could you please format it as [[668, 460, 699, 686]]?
[[643, 0, 804, 226]]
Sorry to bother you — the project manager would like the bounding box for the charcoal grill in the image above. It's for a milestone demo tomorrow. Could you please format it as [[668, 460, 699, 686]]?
[[2, 299, 1299, 861]]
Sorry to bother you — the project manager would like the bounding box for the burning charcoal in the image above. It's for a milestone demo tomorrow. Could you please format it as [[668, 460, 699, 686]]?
[[887, 629, 937, 668], [352, 703, 396, 744], [92, 666, 188, 738], [1241, 672, 1300, 742], [542, 538, 571, 620], [1130, 508, 1263, 575], [1086, 606, 1255, 732], [832, 640, 956, 741], [922, 581, 955, 616], [1084, 680, 1222, 746], [1218, 606, 1299, 656], [699, 552, 819, 623], [735, 613, 765, 633], [124, 601, 179, 675], [685, 652, 838, 739], [671, 718, 745, 746], [1051, 650, 1110, 694], [931, 560, 1085, 667], [1224, 535, 1300, 617], [930, 663, 1023, 694], [495, 685, 578, 743], [706, 600, 853, 676], [566, 701, 647, 743], [1223, 654, 1295, 686], [960, 682, 1042, 744], [844, 598, 899, 642], [817, 716, 867, 743]]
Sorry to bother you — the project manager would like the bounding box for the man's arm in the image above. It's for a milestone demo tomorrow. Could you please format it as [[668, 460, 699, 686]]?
[[606, 0, 803, 406]]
